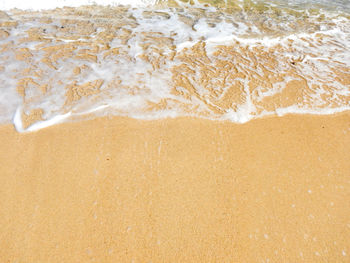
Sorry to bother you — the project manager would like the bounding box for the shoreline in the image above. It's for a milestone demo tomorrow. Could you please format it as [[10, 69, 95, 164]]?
[[1, 113, 349, 262], [6, 108, 350, 133]]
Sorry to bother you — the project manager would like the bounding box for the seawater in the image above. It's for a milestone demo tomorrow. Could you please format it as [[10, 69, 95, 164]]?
[[0, 0, 349, 132]]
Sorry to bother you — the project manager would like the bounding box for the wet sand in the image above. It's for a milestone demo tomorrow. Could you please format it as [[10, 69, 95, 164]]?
[[1, 7, 349, 132], [0, 113, 349, 262]]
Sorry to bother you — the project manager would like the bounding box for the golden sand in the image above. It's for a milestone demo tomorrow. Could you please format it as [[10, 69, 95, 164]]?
[[1, 113, 349, 262], [1, 5, 350, 262]]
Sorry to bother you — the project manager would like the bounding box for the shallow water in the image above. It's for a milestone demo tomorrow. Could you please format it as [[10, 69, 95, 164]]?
[[0, 0, 349, 131]]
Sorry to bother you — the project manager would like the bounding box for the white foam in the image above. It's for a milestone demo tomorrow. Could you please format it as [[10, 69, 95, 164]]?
[[0, 4, 349, 132], [13, 107, 72, 132]]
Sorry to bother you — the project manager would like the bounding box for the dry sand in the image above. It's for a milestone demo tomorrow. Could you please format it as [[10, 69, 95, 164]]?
[[0, 113, 349, 262]]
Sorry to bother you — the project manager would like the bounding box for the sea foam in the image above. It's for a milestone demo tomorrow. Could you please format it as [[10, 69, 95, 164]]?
[[0, 2, 349, 132]]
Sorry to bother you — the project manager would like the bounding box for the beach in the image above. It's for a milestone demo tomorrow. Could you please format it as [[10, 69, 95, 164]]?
[[1, 113, 349, 262], [1, 0, 350, 261]]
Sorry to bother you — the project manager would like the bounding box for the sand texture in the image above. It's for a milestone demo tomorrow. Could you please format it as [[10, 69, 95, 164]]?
[[0, 114, 349, 262], [0, 3, 350, 262]]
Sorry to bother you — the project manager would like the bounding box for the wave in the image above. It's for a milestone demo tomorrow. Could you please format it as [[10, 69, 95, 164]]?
[[0, 3, 349, 132]]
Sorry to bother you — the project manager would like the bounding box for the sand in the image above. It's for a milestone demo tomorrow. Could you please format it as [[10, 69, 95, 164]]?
[[0, 113, 349, 262], [0, 4, 349, 262]]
